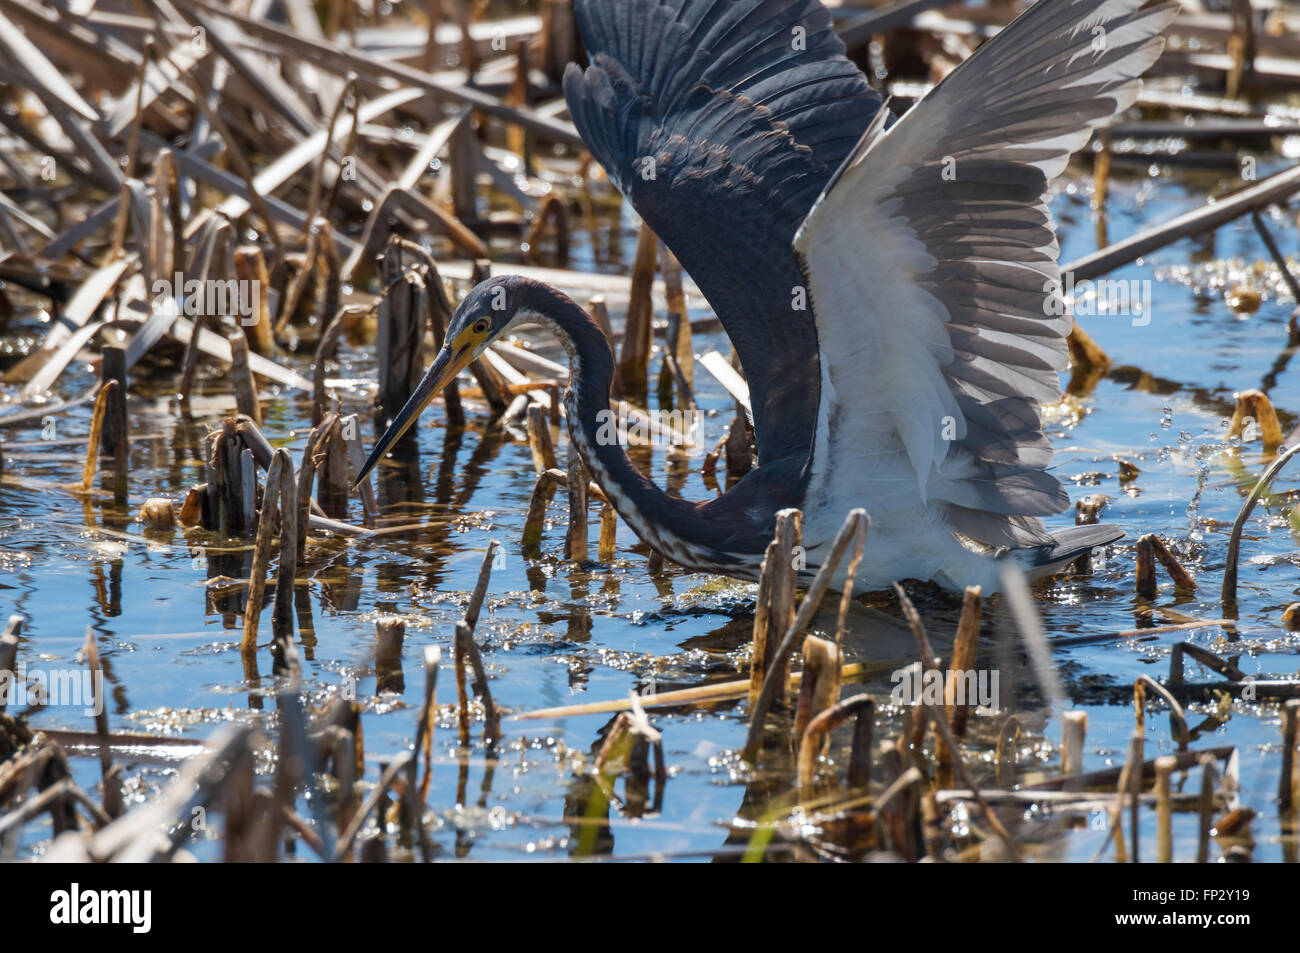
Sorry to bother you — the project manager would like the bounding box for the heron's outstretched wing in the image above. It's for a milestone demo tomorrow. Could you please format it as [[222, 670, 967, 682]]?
[[794, 0, 1176, 548], [563, 0, 884, 463]]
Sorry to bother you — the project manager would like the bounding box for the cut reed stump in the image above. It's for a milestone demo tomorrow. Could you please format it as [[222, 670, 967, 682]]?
[[792, 635, 842, 766], [1061, 710, 1088, 779], [1075, 493, 1110, 525], [1281, 700, 1299, 809], [376, 238, 428, 439], [81, 625, 122, 819], [375, 617, 405, 695], [1135, 533, 1197, 597], [228, 329, 262, 427], [936, 585, 982, 770], [242, 449, 290, 669], [724, 405, 754, 483], [454, 621, 500, 749], [97, 346, 129, 502], [743, 509, 868, 763], [99, 345, 126, 459], [588, 295, 620, 397], [948, 586, 982, 739], [749, 508, 801, 707], [232, 246, 276, 355], [1198, 754, 1218, 864], [564, 443, 588, 561], [1226, 388, 1283, 452], [526, 403, 557, 473], [1066, 322, 1111, 395], [272, 450, 300, 676], [1155, 755, 1176, 863], [205, 418, 257, 537], [618, 220, 657, 402], [522, 467, 608, 556], [598, 503, 617, 561], [315, 413, 350, 520]]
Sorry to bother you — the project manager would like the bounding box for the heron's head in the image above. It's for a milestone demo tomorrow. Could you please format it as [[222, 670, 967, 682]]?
[[352, 276, 527, 487]]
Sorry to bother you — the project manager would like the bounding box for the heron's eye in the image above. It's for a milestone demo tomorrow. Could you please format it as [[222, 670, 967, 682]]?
[[472, 318, 490, 335]]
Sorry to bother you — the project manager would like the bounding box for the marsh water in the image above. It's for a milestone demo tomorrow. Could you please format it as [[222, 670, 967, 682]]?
[[3, 135, 1300, 862]]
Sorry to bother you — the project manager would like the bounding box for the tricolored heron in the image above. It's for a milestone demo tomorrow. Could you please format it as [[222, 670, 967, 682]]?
[[355, 0, 1176, 592]]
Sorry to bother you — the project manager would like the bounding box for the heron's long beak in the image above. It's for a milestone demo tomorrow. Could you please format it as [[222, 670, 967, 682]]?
[[351, 338, 476, 488]]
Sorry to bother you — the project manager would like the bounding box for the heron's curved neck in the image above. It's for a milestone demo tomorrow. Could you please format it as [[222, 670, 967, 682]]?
[[519, 284, 748, 566]]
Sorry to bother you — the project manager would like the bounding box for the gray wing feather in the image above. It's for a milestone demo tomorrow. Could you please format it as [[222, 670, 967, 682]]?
[[796, 0, 1176, 549]]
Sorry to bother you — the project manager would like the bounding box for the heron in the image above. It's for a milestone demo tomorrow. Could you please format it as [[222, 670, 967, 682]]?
[[355, 0, 1176, 593]]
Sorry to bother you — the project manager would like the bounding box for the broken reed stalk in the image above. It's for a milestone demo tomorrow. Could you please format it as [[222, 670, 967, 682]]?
[[847, 700, 874, 790], [207, 418, 255, 537], [294, 424, 324, 564], [108, 36, 152, 260], [316, 414, 349, 520], [1155, 755, 1176, 863], [598, 503, 617, 561], [1222, 442, 1300, 606], [749, 509, 801, 707], [659, 243, 693, 393], [1281, 700, 1299, 809], [526, 403, 557, 473], [278, 224, 323, 334], [462, 542, 500, 634], [1251, 210, 1300, 304], [742, 509, 868, 763], [79, 382, 113, 492], [375, 617, 405, 694], [312, 306, 350, 428], [618, 220, 657, 401], [1135, 674, 1191, 748], [0, 617, 22, 717], [565, 444, 588, 561], [894, 582, 1024, 860], [81, 626, 121, 818], [376, 240, 427, 433], [340, 413, 379, 523], [447, 112, 478, 224], [522, 468, 562, 554], [232, 247, 277, 355], [454, 621, 500, 748], [1061, 710, 1088, 782], [228, 329, 261, 426], [588, 295, 619, 390], [1227, 388, 1283, 452], [96, 346, 128, 502], [331, 753, 414, 863], [415, 646, 441, 807], [1135, 534, 1197, 597], [271, 451, 299, 672], [925, 698, 1025, 862], [242, 449, 289, 662], [1106, 732, 1145, 864], [99, 345, 126, 457], [796, 693, 872, 800], [1197, 754, 1218, 864], [792, 635, 842, 758], [937, 585, 982, 764]]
